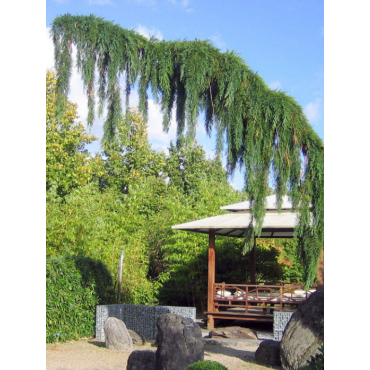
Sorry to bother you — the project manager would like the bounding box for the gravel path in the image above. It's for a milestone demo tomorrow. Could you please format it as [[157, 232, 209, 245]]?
[[46, 338, 281, 370]]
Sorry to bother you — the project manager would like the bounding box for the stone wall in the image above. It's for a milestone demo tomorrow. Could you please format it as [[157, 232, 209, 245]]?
[[273, 311, 294, 341], [96, 304, 196, 340]]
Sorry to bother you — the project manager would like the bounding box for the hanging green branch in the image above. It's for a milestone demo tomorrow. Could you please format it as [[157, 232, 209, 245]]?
[[51, 14, 324, 287]]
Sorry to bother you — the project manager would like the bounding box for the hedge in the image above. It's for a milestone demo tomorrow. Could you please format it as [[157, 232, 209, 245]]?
[[46, 255, 114, 343]]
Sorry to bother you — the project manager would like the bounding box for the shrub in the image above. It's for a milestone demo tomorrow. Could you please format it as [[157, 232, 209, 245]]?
[[187, 360, 228, 370], [46, 255, 114, 343]]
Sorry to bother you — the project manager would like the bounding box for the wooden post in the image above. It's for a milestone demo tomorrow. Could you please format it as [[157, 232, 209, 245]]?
[[117, 245, 125, 303], [250, 238, 256, 284], [207, 229, 216, 330], [317, 248, 324, 292]]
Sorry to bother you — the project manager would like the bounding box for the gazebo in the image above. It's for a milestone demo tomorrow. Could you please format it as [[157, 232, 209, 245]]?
[[172, 195, 324, 329]]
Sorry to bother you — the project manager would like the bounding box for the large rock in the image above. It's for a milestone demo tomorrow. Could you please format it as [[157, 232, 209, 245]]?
[[209, 326, 258, 340], [255, 340, 281, 366], [128, 329, 146, 346], [104, 317, 133, 351], [155, 313, 204, 370], [280, 291, 324, 370], [127, 350, 156, 370]]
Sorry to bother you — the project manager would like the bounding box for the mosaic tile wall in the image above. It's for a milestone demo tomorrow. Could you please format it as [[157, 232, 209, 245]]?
[[96, 304, 196, 341], [273, 311, 294, 341]]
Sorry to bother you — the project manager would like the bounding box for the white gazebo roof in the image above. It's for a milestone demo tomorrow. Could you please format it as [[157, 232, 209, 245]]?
[[220, 195, 294, 212], [172, 212, 297, 237], [172, 195, 306, 238]]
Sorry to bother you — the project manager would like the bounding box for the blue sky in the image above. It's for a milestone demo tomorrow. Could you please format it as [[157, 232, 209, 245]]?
[[4, 2, 370, 361], [46, 0, 324, 190]]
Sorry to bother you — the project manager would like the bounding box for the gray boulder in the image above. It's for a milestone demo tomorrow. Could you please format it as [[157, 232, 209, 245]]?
[[280, 291, 324, 370], [127, 350, 156, 370], [104, 317, 133, 351], [155, 313, 204, 370], [128, 329, 146, 346], [209, 326, 258, 340], [255, 340, 281, 366]]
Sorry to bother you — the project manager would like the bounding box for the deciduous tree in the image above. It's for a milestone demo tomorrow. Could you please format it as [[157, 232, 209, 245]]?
[[99, 109, 166, 193], [46, 70, 100, 197]]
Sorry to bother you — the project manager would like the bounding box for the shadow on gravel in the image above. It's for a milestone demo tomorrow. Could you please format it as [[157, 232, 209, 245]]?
[[88, 340, 106, 348], [204, 344, 255, 362]]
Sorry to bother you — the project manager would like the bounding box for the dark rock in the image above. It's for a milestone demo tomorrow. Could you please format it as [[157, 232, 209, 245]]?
[[209, 326, 258, 340], [128, 329, 146, 346], [127, 350, 156, 370], [103, 317, 133, 351], [255, 340, 281, 366], [204, 338, 262, 347], [280, 291, 324, 370], [155, 313, 204, 370]]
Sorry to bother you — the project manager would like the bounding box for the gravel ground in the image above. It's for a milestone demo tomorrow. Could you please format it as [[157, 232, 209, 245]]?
[[46, 319, 279, 370], [46, 339, 280, 370]]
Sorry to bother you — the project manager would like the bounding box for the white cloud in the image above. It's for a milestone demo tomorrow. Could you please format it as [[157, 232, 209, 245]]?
[[130, 0, 157, 6], [136, 24, 163, 40], [127, 90, 176, 153], [304, 99, 322, 123], [46, 28, 55, 70], [169, 0, 193, 11], [146, 100, 177, 152], [204, 148, 216, 161], [46, 27, 102, 138], [88, 0, 112, 4], [211, 34, 228, 52], [68, 59, 89, 124], [269, 81, 282, 90]]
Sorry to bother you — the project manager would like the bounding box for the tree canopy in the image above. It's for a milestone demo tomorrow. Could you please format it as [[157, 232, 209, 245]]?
[[50, 14, 324, 287], [46, 70, 307, 312]]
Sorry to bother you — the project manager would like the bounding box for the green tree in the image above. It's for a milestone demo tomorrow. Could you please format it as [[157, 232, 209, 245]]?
[[149, 143, 245, 310], [46, 68, 306, 307], [99, 109, 166, 193], [166, 138, 233, 201], [46, 70, 100, 197], [275, 238, 305, 282], [51, 15, 324, 287], [46, 182, 161, 305], [166, 139, 209, 196]]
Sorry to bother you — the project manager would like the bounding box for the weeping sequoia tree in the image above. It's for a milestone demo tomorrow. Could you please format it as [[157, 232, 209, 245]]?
[[51, 14, 324, 288]]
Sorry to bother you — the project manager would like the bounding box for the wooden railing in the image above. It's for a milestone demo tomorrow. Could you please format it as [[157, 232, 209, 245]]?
[[210, 282, 316, 315]]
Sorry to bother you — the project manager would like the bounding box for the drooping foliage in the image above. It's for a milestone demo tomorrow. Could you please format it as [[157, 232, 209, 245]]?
[[50, 14, 323, 287], [46, 70, 307, 313]]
